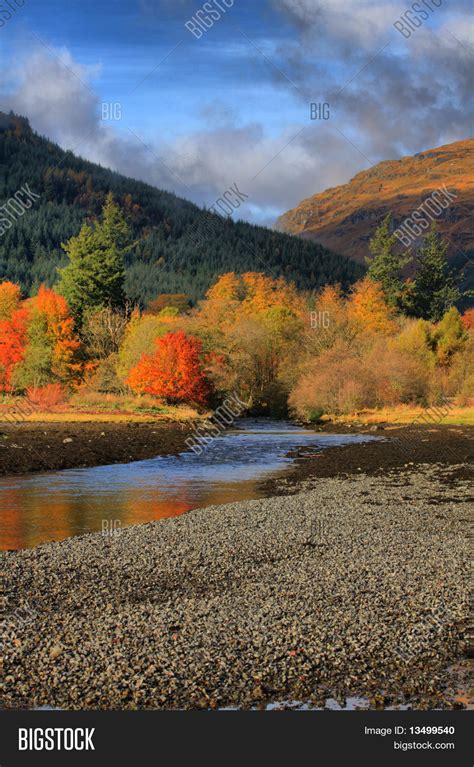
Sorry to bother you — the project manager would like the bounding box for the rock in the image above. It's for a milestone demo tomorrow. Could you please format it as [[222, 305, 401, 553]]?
[[63, 438, 73, 444]]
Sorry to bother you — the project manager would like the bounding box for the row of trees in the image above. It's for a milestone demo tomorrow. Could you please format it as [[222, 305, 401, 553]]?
[[56, 196, 467, 326], [1, 270, 472, 414], [0, 195, 472, 414], [366, 213, 462, 322]]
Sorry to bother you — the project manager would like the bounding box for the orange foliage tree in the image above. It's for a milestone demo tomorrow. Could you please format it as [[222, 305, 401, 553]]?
[[126, 330, 210, 405], [33, 286, 81, 381], [462, 308, 474, 332], [191, 272, 305, 409], [0, 281, 22, 321], [347, 277, 397, 335], [9, 286, 80, 390]]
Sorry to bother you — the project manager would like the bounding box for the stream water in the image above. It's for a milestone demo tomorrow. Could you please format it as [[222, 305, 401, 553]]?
[[0, 419, 376, 550]]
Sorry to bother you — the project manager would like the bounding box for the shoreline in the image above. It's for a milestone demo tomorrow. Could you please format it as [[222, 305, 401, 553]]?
[[0, 421, 197, 476], [1, 463, 469, 711], [260, 423, 473, 495], [0, 419, 472, 479]]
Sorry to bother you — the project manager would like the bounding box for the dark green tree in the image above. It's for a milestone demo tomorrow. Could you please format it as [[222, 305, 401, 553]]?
[[1, 110, 365, 305], [408, 226, 460, 322], [57, 193, 130, 321], [366, 213, 409, 308]]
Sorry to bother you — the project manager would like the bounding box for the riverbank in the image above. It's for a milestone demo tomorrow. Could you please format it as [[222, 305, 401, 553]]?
[[1, 463, 469, 710], [0, 421, 198, 475], [260, 423, 473, 495], [0, 418, 472, 477]]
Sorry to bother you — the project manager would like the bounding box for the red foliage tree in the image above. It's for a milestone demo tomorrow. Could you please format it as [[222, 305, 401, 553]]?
[[126, 330, 210, 405], [462, 308, 474, 332], [0, 307, 29, 392]]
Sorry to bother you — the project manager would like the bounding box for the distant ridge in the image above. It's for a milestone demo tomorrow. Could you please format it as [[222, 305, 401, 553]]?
[[276, 140, 474, 279], [0, 111, 363, 304]]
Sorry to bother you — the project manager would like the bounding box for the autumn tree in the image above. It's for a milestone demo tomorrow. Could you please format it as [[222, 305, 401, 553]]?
[[433, 307, 468, 366], [82, 306, 130, 360], [191, 272, 244, 348], [57, 193, 131, 321], [116, 308, 183, 382], [304, 284, 354, 357], [126, 330, 210, 405], [11, 286, 80, 390], [0, 281, 21, 321], [347, 277, 397, 335], [192, 272, 304, 411], [461, 308, 474, 332], [0, 306, 28, 392]]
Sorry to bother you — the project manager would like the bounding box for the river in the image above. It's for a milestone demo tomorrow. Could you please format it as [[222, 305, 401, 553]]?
[[0, 419, 376, 550]]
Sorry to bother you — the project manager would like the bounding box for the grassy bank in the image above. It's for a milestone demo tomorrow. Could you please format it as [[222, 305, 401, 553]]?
[[0, 393, 208, 424], [319, 405, 474, 427]]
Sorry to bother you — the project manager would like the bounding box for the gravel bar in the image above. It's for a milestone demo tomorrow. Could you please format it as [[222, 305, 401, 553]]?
[[1, 464, 470, 710]]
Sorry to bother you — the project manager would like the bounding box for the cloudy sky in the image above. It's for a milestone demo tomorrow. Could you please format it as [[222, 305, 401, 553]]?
[[1, 0, 472, 225]]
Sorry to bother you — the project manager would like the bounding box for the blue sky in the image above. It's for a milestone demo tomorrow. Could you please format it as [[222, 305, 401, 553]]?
[[1, 0, 472, 224], [3, 1, 311, 137]]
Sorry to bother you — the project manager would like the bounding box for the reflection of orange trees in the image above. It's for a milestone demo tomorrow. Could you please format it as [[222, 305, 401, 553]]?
[[0, 488, 27, 550], [42, 496, 78, 546], [121, 495, 193, 525], [120, 481, 261, 527], [0, 490, 79, 550]]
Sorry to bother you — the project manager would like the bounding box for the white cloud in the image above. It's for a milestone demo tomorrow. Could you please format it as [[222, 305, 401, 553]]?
[[1, 0, 472, 227], [0, 45, 364, 221]]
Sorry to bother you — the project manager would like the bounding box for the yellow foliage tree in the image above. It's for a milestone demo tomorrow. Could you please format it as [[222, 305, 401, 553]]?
[[347, 277, 397, 335]]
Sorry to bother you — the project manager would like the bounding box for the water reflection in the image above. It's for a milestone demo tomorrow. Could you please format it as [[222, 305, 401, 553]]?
[[0, 420, 376, 550]]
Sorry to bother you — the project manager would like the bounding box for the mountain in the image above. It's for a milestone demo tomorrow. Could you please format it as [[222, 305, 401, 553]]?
[[0, 111, 363, 305], [276, 140, 473, 293]]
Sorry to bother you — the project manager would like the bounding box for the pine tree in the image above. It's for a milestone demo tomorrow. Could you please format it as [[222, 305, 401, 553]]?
[[366, 213, 409, 308], [57, 193, 130, 322], [408, 226, 460, 322]]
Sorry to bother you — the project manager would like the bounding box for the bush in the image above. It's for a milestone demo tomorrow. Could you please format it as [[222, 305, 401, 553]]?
[[86, 354, 124, 394], [307, 407, 324, 423], [289, 344, 375, 417], [26, 384, 65, 409]]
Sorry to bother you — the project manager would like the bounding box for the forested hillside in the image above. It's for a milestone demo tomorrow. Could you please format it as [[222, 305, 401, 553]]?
[[0, 111, 363, 304]]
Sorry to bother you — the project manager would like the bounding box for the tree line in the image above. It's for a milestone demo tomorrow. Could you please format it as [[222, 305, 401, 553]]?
[[0, 110, 362, 305], [0, 194, 471, 416]]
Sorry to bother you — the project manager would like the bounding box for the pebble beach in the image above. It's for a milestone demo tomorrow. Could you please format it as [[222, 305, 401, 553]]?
[[1, 462, 470, 710]]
